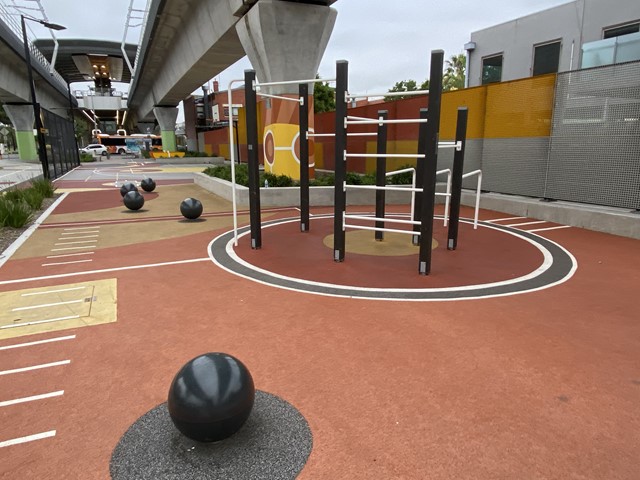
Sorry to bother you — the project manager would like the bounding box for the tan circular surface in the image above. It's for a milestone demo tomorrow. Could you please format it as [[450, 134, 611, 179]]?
[[323, 230, 438, 256]]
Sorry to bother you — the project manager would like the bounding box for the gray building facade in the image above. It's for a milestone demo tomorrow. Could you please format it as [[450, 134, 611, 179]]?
[[466, 0, 640, 87]]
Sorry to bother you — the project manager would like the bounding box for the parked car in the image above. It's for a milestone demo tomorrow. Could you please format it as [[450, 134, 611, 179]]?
[[80, 144, 108, 156]]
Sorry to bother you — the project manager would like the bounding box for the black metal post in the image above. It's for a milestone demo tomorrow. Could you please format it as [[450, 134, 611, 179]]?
[[21, 15, 50, 179], [299, 83, 310, 232], [234, 120, 240, 164], [418, 50, 444, 275], [374, 110, 388, 241], [67, 83, 80, 169], [333, 60, 348, 262], [244, 69, 261, 249], [447, 107, 468, 250], [412, 108, 429, 245]]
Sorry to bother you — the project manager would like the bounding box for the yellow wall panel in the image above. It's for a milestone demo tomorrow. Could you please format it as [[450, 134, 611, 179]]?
[[484, 74, 555, 138], [440, 86, 487, 140]]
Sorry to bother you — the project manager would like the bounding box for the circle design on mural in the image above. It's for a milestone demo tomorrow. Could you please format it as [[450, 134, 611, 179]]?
[[292, 129, 316, 168], [263, 129, 275, 168], [208, 214, 577, 301]]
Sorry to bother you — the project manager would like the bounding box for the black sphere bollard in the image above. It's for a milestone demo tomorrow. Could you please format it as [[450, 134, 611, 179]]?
[[180, 197, 203, 220], [123, 190, 145, 211], [141, 178, 156, 192], [120, 182, 138, 197], [168, 353, 255, 442]]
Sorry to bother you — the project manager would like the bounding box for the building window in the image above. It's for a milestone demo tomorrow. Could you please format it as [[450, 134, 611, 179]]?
[[482, 54, 503, 84], [533, 41, 561, 76], [603, 22, 639, 39]]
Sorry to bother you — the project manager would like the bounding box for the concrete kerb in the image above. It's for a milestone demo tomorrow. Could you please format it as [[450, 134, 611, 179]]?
[[195, 173, 640, 239]]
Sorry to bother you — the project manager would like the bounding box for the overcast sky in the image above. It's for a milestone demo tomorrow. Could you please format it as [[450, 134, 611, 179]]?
[[18, 0, 571, 120]]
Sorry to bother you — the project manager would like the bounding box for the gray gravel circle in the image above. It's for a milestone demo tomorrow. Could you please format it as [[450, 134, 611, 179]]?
[[110, 391, 313, 480]]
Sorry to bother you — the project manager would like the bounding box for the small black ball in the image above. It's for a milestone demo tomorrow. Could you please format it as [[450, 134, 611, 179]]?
[[123, 190, 145, 210], [180, 197, 203, 220], [141, 178, 156, 192], [120, 182, 138, 197], [168, 353, 255, 442]]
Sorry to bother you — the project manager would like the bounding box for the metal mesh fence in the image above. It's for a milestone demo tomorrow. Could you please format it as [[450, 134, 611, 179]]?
[[42, 109, 80, 180], [545, 61, 640, 209]]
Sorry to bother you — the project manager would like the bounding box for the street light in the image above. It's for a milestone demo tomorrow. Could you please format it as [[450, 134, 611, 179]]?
[[21, 15, 66, 179]]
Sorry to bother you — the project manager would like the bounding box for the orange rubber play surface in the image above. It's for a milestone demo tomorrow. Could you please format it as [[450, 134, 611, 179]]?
[[1, 173, 639, 479]]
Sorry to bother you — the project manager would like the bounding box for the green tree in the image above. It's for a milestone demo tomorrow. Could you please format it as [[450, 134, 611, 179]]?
[[384, 79, 429, 101], [313, 75, 335, 113], [442, 54, 466, 91]]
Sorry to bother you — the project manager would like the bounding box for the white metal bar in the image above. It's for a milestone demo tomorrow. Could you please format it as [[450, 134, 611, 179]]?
[[256, 92, 303, 104], [344, 223, 419, 236], [346, 115, 375, 121], [345, 153, 425, 159], [344, 214, 421, 226], [306, 133, 334, 138], [228, 78, 244, 247], [347, 89, 429, 100], [0, 431, 56, 449], [460, 170, 483, 229], [345, 183, 423, 193], [346, 118, 429, 126], [348, 133, 377, 137], [438, 141, 462, 151], [256, 77, 335, 87], [385, 167, 417, 221]]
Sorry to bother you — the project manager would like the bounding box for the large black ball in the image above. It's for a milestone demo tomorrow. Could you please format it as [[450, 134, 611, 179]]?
[[168, 353, 255, 443], [120, 182, 138, 197], [180, 197, 203, 220], [123, 190, 145, 210], [141, 178, 156, 192]]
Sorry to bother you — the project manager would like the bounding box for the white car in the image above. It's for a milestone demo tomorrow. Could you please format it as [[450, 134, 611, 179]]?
[[80, 144, 108, 156]]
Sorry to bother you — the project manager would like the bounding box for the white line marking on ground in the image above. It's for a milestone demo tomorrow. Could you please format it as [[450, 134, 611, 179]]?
[[50, 246, 95, 252], [1, 315, 80, 329], [0, 335, 76, 350], [528, 225, 572, 233], [21, 286, 87, 296], [0, 193, 69, 269], [46, 252, 94, 259], [56, 235, 99, 240], [12, 299, 84, 312], [60, 231, 100, 236], [0, 257, 210, 286], [63, 226, 101, 231], [0, 430, 56, 448], [485, 216, 527, 222], [53, 240, 98, 246], [505, 220, 548, 227], [0, 360, 70, 376], [42, 259, 93, 267], [0, 390, 64, 408]]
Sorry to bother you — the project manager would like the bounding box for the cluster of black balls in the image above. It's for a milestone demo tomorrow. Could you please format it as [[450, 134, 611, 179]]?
[[119, 178, 203, 220]]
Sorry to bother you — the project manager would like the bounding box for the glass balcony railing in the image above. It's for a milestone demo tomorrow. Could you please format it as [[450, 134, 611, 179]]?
[[581, 32, 640, 68]]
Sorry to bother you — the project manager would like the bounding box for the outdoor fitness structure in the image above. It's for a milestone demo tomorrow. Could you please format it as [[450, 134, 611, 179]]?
[[234, 50, 473, 275]]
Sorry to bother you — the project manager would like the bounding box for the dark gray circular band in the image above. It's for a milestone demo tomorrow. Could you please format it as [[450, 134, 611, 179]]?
[[208, 215, 577, 301], [110, 391, 312, 480]]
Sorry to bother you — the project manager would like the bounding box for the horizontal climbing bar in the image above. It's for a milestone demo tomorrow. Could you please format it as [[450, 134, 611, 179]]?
[[346, 89, 429, 100], [345, 153, 426, 159], [344, 214, 421, 226], [386, 167, 414, 176], [438, 141, 463, 151], [306, 132, 378, 138], [344, 223, 420, 236], [346, 118, 429, 126], [344, 183, 423, 193], [256, 78, 336, 87], [257, 92, 303, 104]]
